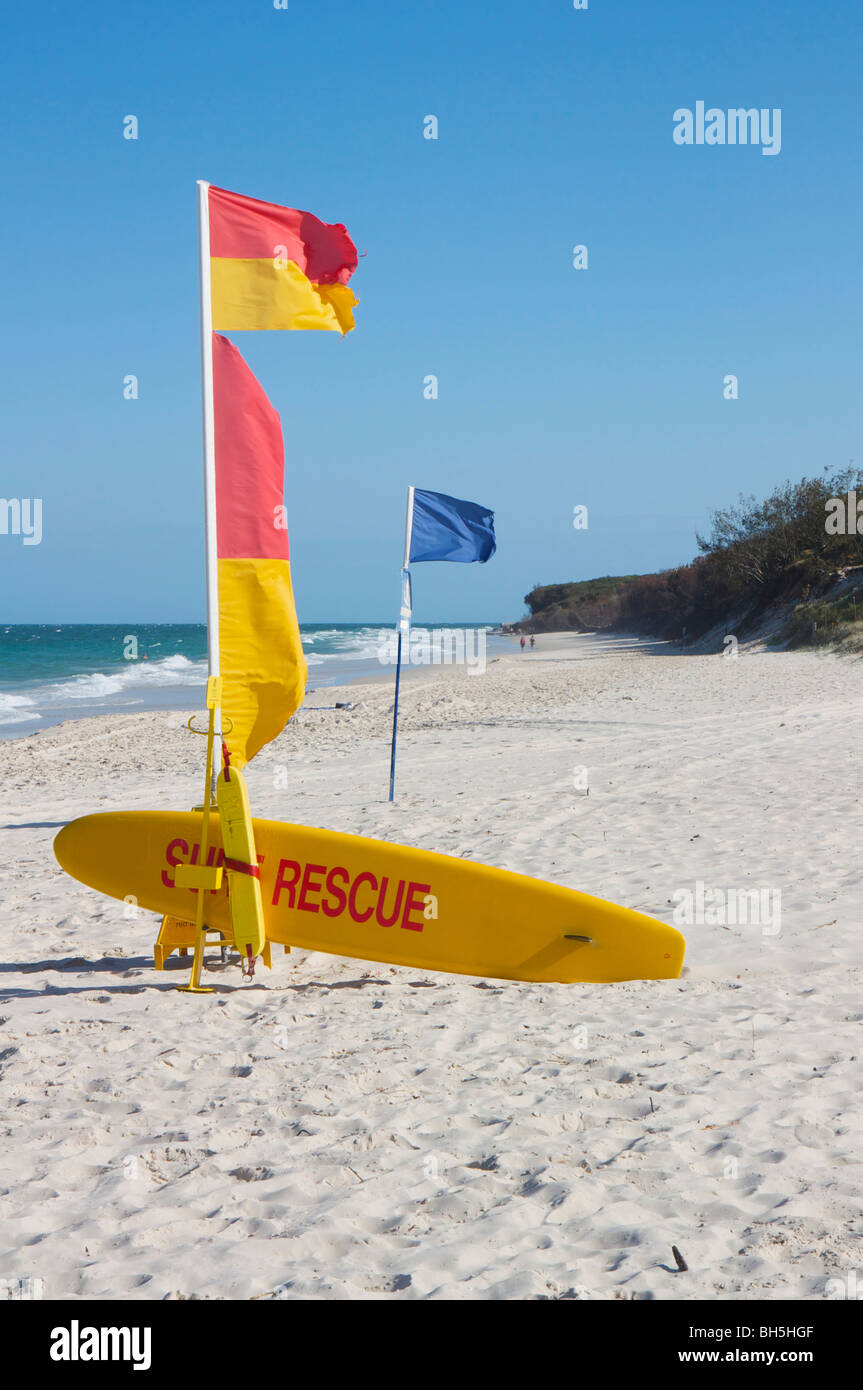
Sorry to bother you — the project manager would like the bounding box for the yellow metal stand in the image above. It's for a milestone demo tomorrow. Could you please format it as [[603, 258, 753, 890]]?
[[165, 678, 287, 987], [154, 914, 194, 969], [177, 678, 223, 994], [155, 915, 273, 971]]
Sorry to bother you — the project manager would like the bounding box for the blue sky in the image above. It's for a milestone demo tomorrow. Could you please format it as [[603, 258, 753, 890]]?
[[1, 0, 859, 623]]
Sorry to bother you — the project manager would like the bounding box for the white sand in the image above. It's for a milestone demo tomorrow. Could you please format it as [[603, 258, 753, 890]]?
[[1, 634, 861, 1301]]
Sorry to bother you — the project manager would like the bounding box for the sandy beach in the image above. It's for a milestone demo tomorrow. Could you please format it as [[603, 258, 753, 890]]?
[[1, 633, 861, 1301]]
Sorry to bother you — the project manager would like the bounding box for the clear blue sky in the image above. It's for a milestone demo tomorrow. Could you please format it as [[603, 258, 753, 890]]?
[[1, 0, 859, 623]]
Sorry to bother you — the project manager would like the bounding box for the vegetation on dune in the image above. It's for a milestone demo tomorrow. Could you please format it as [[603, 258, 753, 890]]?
[[522, 576, 641, 633], [519, 469, 863, 648]]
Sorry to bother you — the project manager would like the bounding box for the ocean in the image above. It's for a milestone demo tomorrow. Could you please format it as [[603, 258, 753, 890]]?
[[0, 623, 511, 739]]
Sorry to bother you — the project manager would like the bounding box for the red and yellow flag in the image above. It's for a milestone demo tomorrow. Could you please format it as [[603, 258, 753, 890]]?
[[213, 332, 307, 767], [208, 184, 359, 335]]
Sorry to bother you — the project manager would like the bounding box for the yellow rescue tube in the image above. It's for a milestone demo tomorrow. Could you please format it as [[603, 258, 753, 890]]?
[[216, 766, 266, 960]]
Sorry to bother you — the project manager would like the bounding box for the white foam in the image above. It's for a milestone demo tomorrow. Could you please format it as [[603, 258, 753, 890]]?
[[0, 691, 40, 725], [49, 653, 206, 702]]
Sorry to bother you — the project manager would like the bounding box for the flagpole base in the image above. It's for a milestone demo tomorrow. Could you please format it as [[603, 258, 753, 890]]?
[[176, 984, 215, 995]]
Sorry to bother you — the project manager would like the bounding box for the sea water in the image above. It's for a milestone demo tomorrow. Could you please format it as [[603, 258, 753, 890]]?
[[0, 623, 510, 739]]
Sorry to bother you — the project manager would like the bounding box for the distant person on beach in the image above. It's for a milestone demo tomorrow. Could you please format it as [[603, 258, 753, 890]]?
[[520, 635, 526, 651], [529, 636, 535, 650]]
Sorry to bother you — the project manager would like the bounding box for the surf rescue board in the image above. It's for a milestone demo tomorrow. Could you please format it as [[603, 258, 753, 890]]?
[[54, 811, 685, 983]]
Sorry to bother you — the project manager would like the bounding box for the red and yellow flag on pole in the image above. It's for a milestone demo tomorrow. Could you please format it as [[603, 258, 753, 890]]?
[[181, 180, 357, 988], [212, 333, 306, 768], [197, 183, 359, 769], [208, 183, 359, 335]]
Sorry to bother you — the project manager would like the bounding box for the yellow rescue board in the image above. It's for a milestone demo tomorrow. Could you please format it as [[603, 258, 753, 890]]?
[[215, 767, 266, 959], [54, 811, 685, 984]]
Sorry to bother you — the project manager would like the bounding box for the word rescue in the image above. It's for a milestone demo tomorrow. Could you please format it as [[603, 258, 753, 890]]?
[[163, 839, 435, 932], [673, 102, 782, 156], [273, 860, 432, 931]]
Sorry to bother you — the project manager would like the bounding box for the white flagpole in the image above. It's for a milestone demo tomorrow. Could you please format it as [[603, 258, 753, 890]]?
[[178, 180, 224, 993], [402, 484, 415, 571], [197, 179, 222, 782], [388, 486, 414, 801]]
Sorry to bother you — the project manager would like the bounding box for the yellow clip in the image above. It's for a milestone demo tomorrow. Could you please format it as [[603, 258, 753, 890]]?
[[206, 676, 223, 709], [174, 865, 224, 890]]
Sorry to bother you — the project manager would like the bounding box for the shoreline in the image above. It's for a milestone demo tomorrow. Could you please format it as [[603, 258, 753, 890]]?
[[0, 630, 661, 742], [0, 626, 526, 743]]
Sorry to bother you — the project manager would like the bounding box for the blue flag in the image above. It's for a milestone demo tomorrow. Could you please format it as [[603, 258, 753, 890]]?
[[409, 489, 496, 564]]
